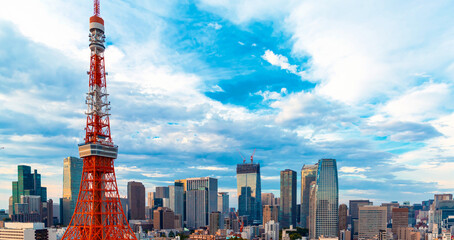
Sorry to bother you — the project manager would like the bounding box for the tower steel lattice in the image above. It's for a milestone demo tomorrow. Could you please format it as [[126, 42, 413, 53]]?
[[62, 1, 137, 239]]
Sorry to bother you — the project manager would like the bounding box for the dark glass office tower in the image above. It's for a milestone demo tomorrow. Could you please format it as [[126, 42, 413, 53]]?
[[280, 169, 297, 228], [315, 159, 339, 238], [237, 163, 261, 225], [128, 181, 145, 220]]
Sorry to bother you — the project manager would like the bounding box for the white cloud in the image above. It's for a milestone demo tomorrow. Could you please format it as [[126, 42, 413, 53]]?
[[377, 82, 452, 122], [339, 166, 369, 174], [208, 22, 222, 30], [190, 166, 230, 171], [255, 90, 283, 101], [262, 50, 300, 75], [142, 173, 173, 178], [262, 176, 280, 181]]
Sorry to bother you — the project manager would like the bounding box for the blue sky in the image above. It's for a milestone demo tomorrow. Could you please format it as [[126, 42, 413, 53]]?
[[1, 0, 454, 210]]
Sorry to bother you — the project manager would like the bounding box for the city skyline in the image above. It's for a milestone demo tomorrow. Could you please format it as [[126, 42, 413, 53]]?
[[2, 0, 454, 212]]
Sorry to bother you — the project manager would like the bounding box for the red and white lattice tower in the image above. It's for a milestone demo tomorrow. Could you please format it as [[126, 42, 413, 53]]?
[[62, 1, 137, 239]]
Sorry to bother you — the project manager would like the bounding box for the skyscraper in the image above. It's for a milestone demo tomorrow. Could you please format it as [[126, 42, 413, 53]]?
[[315, 159, 339, 238], [308, 181, 317, 239], [147, 192, 155, 208], [301, 164, 318, 228], [358, 206, 387, 240], [218, 192, 229, 216], [186, 189, 208, 229], [339, 204, 348, 233], [156, 186, 170, 199], [280, 169, 297, 228], [392, 208, 409, 238], [349, 200, 373, 219], [12, 165, 47, 215], [127, 181, 145, 220], [62, 157, 83, 226], [263, 205, 279, 224], [349, 200, 372, 239], [169, 183, 184, 217], [237, 162, 262, 224], [153, 207, 175, 230], [381, 202, 399, 224], [262, 193, 275, 206], [209, 211, 221, 234], [186, 177, 218, 217]]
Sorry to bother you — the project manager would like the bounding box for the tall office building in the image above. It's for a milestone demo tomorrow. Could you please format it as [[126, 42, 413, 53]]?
[[41, 199, 53, 227], [308, 181, 317, 239], [358, 206, 387, 240], [218, 192, 229, 216], [9, 196, 13, 218], [392, 208, 409, 237], [263, 205, 279, 224], [237, 162, 261, 224], [349, 199, 372, 240], [169, 183, 184, 217], [262, 193, 275, 206], [61, 156, 83, 226], [315, 159, 339, 238], [12, 165, 47, 215], [175, 179, 188, 222], [432, 194, 452, 210], [209, 211, 221, 234], [301, 164, 318, 228], [339, 204, 348, 232], [156, 186, 170, 199], [186, 177, 218, 217], [186, 189, 208, 229], [12, 195, 42, 222], [147, 192, 155, 208], [349, 200, 373, 219], [127, 181, 145, 220], [280, 169, 297, 228], [153, 207, 175, 230], [381, 202, 399, 224]]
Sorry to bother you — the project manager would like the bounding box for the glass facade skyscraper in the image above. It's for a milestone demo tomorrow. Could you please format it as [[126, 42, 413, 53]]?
[[12, 165, 47, 215], [62, 156, 83, 226], [315, 159, 339, 238], [169, 182, 184, 217], [279, 169, 297, 228], [301, 164, 318, 228], [237, 163, 262, 224]]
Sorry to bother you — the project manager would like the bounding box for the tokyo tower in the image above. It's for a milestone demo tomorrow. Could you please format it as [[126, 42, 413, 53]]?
[[62, 0, 137, 239]]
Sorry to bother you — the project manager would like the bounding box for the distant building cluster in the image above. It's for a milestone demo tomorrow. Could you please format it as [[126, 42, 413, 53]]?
[[2, 159, 454, 240]]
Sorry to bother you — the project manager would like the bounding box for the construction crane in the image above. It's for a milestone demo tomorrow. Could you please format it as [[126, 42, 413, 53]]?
[[238, 148, 256, 164], [235, 211, 244, 233], [237, 149, 246, 163]]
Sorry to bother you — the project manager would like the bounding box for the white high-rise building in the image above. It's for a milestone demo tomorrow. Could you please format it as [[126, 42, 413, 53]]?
[[265, 220, 280, 240]]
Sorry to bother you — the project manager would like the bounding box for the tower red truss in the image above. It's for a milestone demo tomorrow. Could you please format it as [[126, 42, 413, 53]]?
[[62, 1, 137, 239]]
